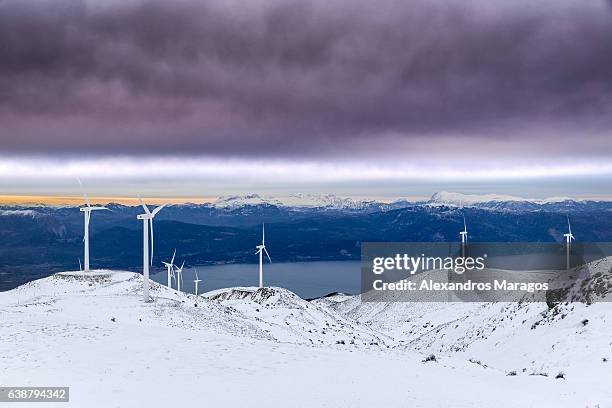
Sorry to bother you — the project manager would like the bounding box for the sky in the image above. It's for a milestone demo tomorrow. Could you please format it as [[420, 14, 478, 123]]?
[[1, 0, 612, 201]]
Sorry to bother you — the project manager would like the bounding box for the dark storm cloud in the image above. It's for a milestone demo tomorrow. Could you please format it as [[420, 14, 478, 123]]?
[[1, 0, 612, 156]]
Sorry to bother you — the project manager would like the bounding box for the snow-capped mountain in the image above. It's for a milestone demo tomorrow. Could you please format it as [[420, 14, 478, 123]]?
[[212, 191, 608, 213], [0, 209, 40, 217], [427, 191, 599, 212], [428, 191, 577, 207], [212, 193, 384, 211]]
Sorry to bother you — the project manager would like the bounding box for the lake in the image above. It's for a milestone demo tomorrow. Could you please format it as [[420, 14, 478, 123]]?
[[151, 261, 361, 299]]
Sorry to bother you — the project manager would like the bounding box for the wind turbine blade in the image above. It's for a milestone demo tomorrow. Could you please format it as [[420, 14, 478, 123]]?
[[567, 217, 572, 234], [264, 247, 272, 263], [262, 223, 265, 245], [152, 204, 167, 216], [78, 258, 82, 271], [171, 248, 176, 265], [463, 216, 467, 232], [138, 196, 151, 215], [77, 178, 91, 207], [195, 270, 199, 280], [180, 260, 185, 271]]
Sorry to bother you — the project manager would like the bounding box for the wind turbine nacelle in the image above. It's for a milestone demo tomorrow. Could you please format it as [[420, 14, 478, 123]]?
[[79, 207, 90, 212], [137, 214, 152, 220]]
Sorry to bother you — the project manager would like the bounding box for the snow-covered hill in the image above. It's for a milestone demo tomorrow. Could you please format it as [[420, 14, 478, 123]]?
[[1, 269, 610, 407], [326, 257, 612, 405], [205, 286, 387, 346], [0, 271, 382, 347]]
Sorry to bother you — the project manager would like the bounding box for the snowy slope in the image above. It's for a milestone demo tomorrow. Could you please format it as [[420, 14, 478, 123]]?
[[205, 286, 388, 346], [0, 271, 382, 347], [326, 258, 612, 405], [1, 269, 610, 407]]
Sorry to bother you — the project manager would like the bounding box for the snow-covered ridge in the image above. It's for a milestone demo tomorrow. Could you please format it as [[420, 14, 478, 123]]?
[[2, 191, 605, 211], [212, 193, 380, 210], [0, 209, 40, 217], [428, 191, 580, 207], [0, 271, 385, 348], [212, 191, 601, 210]]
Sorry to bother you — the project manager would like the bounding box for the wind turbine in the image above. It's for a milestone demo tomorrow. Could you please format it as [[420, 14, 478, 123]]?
[[78, 258, 82, 272], [78, 179, 108, 272], [459, 216, 468, 257], [137, 198, 167, 302], [162, 249, 177, 289], [563, 217, 575, 270], [175, 260, 185, 292], [255, 224, 272, 288], [193, 269, 201, 296]]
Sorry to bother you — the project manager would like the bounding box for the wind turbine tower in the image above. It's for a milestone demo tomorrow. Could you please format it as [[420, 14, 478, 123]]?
[[137, 198, 167, 302], [162, 249, 177, 288], [78, 179, 108, 271], [255, 224, 272, 288], [459, 216, 468, 258], [175, 260, 185, 292], [563, 217, 575, 270], [194, 270, 201, 296]]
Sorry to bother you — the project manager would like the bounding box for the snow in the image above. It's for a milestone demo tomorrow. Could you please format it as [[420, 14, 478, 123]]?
[[212, 193, 378, 210], [1, 268, 611, 407], [329, 258, 612, 406], [209, 191, 597, 211], [0, 209, 39, 217], [428, 191, 578, 206]]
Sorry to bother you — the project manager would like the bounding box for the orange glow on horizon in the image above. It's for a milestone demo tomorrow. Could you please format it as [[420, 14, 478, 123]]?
[[0, 195, 218, 206]]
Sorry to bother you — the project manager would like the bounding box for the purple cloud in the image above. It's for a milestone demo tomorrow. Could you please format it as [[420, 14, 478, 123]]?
[[1, 0, 611, 158]]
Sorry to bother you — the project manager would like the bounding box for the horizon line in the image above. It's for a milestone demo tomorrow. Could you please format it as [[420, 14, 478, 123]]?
[[0, 195, 218, 206], [2, 193, 612, 206]]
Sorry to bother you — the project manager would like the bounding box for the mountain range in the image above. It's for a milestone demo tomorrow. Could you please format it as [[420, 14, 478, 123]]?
[[1, 192, 612, 290]]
